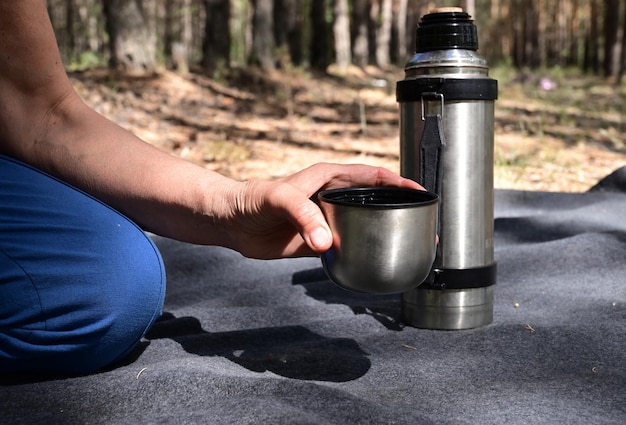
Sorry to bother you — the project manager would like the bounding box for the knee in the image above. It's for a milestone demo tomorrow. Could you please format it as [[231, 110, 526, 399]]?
[[0, 230, 166, 376], [75, 232, 167, 373]]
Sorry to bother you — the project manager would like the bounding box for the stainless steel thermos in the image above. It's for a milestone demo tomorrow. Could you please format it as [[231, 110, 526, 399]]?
[[397, 7, 497, 329]]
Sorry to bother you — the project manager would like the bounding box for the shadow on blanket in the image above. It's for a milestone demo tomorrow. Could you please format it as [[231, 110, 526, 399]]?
[[292, 267, 405, 331], [145, 312, 371, 382]]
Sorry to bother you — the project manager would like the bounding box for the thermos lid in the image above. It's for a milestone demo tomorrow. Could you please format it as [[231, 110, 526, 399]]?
[[416, 7, 478, 52]]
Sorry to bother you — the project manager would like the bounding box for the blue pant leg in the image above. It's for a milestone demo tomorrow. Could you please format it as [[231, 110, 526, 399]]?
[[0, 155, 166, 375]]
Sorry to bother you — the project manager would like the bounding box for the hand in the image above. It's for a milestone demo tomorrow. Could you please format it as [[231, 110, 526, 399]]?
[[222, 163, 423, 259]]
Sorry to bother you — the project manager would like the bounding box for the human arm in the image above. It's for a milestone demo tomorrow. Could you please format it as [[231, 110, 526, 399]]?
[[0, 0, 421, 259]]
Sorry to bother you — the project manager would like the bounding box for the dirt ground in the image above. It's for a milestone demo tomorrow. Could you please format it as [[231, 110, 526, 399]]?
[[69, 65, 626, 192]]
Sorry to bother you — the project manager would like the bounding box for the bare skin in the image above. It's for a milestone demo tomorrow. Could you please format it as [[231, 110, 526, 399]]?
[[0, 0, 421, 259]]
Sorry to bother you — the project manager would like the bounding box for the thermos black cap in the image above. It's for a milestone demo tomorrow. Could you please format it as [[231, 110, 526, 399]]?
[[415, 7, 478, 52]]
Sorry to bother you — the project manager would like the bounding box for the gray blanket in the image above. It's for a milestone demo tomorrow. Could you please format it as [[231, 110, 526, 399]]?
[[2, 170, 626, 424]]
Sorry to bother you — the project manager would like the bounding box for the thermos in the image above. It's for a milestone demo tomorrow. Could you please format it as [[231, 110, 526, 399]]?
[[397, 7, 497, 330]]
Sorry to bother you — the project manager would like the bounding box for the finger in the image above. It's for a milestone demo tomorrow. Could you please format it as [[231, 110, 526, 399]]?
[[286, 163, 423, 196]]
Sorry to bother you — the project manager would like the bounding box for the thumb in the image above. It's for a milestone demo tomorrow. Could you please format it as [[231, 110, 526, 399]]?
[[283, 193, 332, 253], [307, 222, 333, 252]]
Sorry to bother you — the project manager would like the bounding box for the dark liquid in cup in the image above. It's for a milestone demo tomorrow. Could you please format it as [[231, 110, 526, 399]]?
[[319, 187, 437, 208]]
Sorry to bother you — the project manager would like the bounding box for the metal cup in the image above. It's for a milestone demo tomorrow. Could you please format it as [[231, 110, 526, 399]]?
[[318, 187, 438, 294]]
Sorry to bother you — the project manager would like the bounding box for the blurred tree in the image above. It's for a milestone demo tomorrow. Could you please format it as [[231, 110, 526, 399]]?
[[604, 0, 621, 79], [202, 0, 230, 70], [102, 0, 159, 73], [43, 0, 626, 77], [393, 0, 409, 63], [251, 0, 275, 69], [310, 0, 330, 70], [351, 0, 370, 67], [274, 0, 306, 66], [619, 2, 626, 83], [333, 0, 352, 68], [373, 0, 393, 67]]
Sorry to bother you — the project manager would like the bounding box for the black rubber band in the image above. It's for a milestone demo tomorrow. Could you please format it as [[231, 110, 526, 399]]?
[[396, 78, 498, 102], [421, 262, 497, 290]]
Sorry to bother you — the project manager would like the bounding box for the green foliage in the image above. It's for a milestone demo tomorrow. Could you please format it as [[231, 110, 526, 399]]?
[[489, 64, 517, 84], [67, 51, 105, 71]]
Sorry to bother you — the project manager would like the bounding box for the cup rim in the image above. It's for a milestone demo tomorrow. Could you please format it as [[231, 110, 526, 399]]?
[[318, 186, 438, 209]]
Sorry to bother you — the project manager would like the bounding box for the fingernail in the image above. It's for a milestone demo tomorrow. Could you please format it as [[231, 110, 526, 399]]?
[[310, 226, 331, 250]]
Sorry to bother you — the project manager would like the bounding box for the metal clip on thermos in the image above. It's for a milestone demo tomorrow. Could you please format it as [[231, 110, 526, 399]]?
[[397, 7, 498, 330]]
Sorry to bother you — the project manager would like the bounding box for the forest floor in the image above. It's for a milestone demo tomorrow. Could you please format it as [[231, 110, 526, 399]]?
[[69, 65, 626, 192]]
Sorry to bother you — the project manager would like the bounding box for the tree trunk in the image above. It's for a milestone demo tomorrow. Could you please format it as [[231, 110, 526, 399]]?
[[511, 0, 539, 68], [604, 0, 620, 78], [178, 0, 192, 73], [311, 0, 330, 70], [288, 0, 305, 66], [165, 0, 192, 72], [230, 0, 250, 67], [375, 0, 393, 67], [66, 0, 75, 63], [526, 0, 540, 68], [250, 0, 275, 70], [164, 0, 176, 60], [584, 0, 600, 73], [394, 0, 409, 64], [351, 0, 370, 67], [202, 0, 230, 71], [404, 0, 428, 59], [333, 0, 351, 68], [491, 0, 502, 62], [619, 1, 626, 83], [274, 0, 304, 66], [102, 0, 159, 73], [274, 0, 289, 50]]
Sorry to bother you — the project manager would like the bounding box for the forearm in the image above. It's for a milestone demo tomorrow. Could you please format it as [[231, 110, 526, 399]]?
[[23, 94, 241, 245]]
